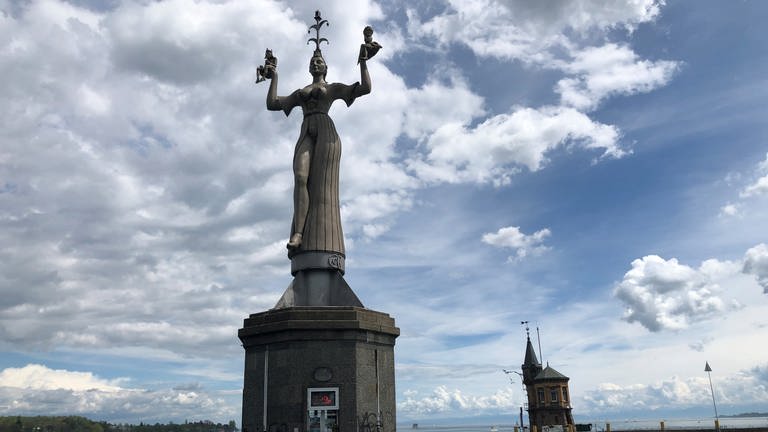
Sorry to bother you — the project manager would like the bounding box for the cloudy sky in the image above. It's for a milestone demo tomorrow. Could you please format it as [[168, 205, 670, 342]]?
[[2, 0, 768, 426]]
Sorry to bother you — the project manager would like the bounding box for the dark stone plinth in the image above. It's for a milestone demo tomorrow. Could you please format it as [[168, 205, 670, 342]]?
[[239, 307, 399, 432], [290, 252, 345, 275], [275, 270, 363, 309], [277, 252, 362, 308]]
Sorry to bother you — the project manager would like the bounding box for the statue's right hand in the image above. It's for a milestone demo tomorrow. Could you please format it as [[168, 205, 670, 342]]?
[[265, 64, 277, 79]]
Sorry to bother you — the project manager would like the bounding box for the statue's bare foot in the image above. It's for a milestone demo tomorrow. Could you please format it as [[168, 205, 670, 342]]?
[[287, 233, 303, 250]]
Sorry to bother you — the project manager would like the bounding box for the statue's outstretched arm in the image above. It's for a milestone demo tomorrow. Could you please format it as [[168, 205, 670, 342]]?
[[356, 59, 371, 97], [265, 66, 282, 111], [265, 66, 298, 116], [354, 25, 380, 97]]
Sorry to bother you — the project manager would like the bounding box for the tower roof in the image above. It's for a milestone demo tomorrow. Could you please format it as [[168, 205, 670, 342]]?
[[535, 364, 569, 381], [523, 336, 540, 367]]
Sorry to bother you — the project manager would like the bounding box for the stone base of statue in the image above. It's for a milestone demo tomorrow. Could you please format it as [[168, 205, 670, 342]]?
[[275, 252, 363, 308], [239, 305, 399, 432]]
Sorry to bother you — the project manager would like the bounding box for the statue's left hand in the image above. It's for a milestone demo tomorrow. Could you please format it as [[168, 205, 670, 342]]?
[[358, 26, 381, 64]]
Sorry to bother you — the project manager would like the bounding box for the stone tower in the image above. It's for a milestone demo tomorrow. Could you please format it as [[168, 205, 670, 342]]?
[[521, 335, 574, 432]]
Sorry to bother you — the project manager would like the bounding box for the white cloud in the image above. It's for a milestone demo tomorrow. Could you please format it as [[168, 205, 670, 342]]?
[[406, 0, 664, 62], [720, 153, 768, 218], [556, 43, 679, 111], [719, 203, 739, 217], [0, 0, 396, 358], [738, 153, 768, 198], [688, 337, 713, 352], [740, 154, 768, 198], [0, 365, 236, 423], [728, 153, 768, 199], [106, 0, 301, 85], [482, 226, 552, 261], [580, 366, 768, 415], [582, 377, 705, 411], [341, 191, 414, 226], [613, 255, 741, 332], [0, 364, 124, 392], [402, 0, 679, 179], [406, 2, 538, 61], [403, 68, 485, 140], [362, 223, 391, 240], [407, 106, 623, 185], [0, 364, 242, 422], [404, 0, 678, 111], [403, 72, 485, 141], [743, 243, 768, 293], [741, 175, 768, 197], [398, 385, 514, 417], [502, 0, 663, 35]]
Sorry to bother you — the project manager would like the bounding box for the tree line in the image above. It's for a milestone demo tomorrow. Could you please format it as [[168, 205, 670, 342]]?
[[0, 417, 238, 432]]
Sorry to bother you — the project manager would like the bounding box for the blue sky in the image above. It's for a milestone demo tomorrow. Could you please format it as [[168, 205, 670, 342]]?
[[1, 0, 768, 426]]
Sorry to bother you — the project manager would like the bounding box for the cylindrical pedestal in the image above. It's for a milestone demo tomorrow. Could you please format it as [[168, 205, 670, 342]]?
[[239, 307, 399, 432]]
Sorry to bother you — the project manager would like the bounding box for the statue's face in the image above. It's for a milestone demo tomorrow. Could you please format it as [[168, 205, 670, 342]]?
[[309, 56, 327, 77]]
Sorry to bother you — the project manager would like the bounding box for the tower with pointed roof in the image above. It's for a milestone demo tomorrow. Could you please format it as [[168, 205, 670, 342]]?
[[521, 331, 574, 432]]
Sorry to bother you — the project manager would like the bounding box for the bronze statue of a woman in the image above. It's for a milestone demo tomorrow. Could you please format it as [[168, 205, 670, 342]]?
[[260, 11, 379, 263]]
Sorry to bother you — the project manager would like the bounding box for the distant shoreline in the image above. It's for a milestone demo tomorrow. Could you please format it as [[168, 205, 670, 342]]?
[[400, 427, 768, 432], [611, 429, 768, 432], [400, 417, 768, 432]]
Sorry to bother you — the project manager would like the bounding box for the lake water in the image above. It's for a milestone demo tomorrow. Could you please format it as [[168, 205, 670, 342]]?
[[400, 417, 768, 432], [587, 417, 768, 430]]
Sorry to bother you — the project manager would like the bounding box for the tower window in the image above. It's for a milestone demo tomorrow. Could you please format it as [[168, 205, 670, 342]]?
[[537, 388, 545, 403], [562, 387, 568, 402], [550, 388, 558, 402]]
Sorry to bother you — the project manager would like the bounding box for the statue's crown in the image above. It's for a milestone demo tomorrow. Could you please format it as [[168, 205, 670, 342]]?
[[307, 10, 329, 53]]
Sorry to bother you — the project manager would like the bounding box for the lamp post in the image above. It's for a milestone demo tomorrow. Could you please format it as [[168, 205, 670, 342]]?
[[504, 369, 526, 430], [704, 362, 720, 432]]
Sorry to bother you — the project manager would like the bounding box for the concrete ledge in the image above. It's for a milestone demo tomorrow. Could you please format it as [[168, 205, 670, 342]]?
[[239, 306, 400, 346]]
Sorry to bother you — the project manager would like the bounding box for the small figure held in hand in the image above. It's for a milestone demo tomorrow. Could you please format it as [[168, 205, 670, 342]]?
[[358, 26, 381, 64], [256, 49, 277, 83]]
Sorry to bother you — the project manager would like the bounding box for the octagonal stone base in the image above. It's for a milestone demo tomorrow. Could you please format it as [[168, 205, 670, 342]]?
[[239, 307, 399, 432]]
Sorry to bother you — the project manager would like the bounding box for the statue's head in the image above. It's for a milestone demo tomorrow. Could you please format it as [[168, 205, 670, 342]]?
[[363, 26, 373, 40], [309, 49, 327, 79]]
